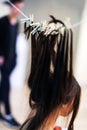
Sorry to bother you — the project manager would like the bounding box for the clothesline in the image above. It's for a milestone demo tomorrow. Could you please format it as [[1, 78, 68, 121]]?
[[5, 0, 87, 29], [6, 0, 29, 19]]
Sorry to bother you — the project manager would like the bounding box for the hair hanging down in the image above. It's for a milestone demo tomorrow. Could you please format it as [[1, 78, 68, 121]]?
[[20, 16, 81, 130]]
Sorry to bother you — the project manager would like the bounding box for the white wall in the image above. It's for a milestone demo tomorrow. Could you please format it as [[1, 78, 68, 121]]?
[[74, 0, 87, 87], [0, 3, 10, 17]]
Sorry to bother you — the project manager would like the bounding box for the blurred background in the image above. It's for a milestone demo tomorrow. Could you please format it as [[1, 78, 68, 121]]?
[[0, 0, 87, 130]]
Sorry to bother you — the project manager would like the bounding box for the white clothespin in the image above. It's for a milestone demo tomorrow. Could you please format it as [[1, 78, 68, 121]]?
[[20, 18, 32, 23], [30, 22, 40, 26], [44, 23, 56, 36], [40, 20, 47, 32], [31, 20, 47, 35], [31, 22, 41, 35], [20, 14, 34, 24], [64, 17, 73, 30], [44, 22, 64, 36]]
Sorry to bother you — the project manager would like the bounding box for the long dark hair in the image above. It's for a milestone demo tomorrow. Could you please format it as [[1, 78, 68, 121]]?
[[20, 16, 81, 130]]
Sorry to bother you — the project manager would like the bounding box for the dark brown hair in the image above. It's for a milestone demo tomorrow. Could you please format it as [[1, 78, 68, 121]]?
[[20, 16, 81, 130]]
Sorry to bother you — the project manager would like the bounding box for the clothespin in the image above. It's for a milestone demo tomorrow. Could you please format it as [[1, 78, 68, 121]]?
[[44, 23, 56, 36], [39, 20, 47, 32], [44, 22, 63, 36], [20, 14, 34, 24], [64, 17, 73, 30], [30, 22, 40, 26], [31, 20, 48, 35], [31, 22, 41, 35], [20, 18, 32, 23]]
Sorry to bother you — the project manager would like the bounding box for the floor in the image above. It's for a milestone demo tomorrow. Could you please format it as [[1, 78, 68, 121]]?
[[0, 86, 31, 130]]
